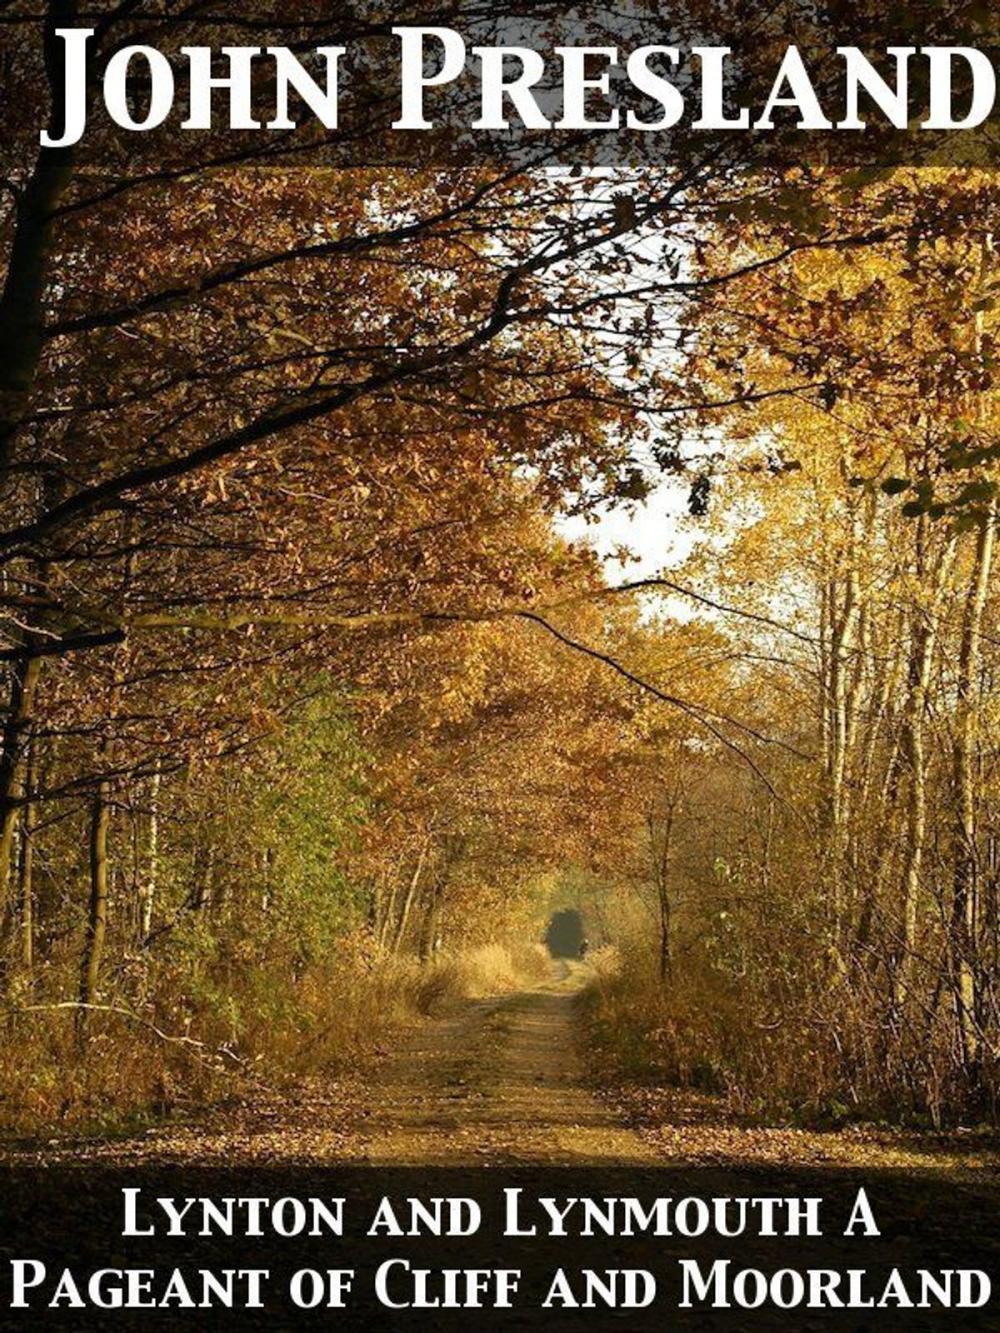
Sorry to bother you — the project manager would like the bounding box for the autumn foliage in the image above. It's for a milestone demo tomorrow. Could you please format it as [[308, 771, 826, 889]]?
[[2, 7, 1000, 1135]]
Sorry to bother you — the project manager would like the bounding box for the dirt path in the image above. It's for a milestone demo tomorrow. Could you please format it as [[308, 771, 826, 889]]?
[[353, 960, 656, 1166]]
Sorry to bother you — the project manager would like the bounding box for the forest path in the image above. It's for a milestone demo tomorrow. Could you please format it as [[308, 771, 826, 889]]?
[[350, 959, 656, 1166], [12, 959, 1000, 1188]]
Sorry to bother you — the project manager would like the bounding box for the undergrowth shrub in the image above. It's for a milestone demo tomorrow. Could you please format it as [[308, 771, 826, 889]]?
[[0, 935, 551, 1139], [582, 932, 996, 1128]]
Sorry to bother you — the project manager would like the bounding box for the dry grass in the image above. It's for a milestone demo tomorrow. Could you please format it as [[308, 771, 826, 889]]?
[[415, 941, 551, 1007], [582, 933, 1000, 1128], [0, 935, 552, 1140]]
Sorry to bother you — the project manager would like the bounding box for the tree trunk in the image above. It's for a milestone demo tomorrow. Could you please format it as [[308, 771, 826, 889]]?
[[78, 779, 110, 1024], [950, 234, 996, 1078], [656, 809, 675, 984], [830, 545, 860, 881], [393, 840, 429, 955], [0, 655, 42, 932], [647, 794, 679, 984], [76, 544, 131, 1019], [195, 844, 215, 912], [138, 766, 161, 939], [419, 873, 446, 961], [17, 727, 38, 970], [378, 873, 400, 949], [951, 513, 993, 1075], [824, 494, 865, 945], [892, 529, 957, 1013], [0, 1, 79, 467]]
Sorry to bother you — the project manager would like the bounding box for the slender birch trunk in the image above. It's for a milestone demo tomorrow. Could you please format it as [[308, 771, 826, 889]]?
[[828, 504, 863, 936], [138, 766, 161, 939], [393, 840, 429, 955], [893, 527, 957, 1013], [950, 234, 996, 1077]]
